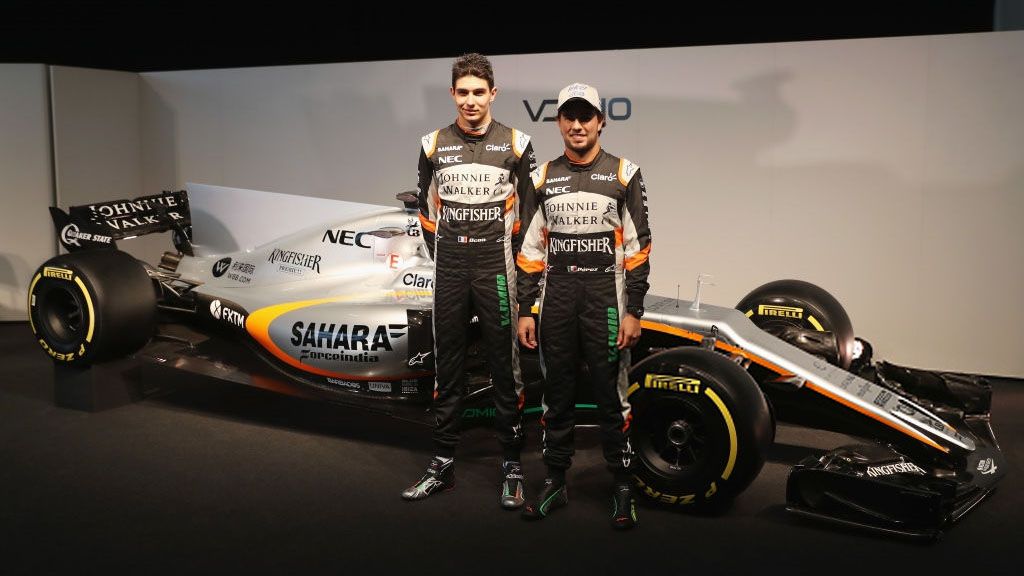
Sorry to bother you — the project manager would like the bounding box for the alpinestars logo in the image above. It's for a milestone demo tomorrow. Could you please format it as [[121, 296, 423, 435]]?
[[408, 351, 432, 366]]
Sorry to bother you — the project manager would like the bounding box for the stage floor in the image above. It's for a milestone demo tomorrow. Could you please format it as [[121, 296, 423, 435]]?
[[1, 322, 1021, 574]]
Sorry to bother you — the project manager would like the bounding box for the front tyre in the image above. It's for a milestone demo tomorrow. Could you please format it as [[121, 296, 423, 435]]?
[[629, 348, 774, 508], [28, 250, 157, 366], [736, 279, 856, 369]]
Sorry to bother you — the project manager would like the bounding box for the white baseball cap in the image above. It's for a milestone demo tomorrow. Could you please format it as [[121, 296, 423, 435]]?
[[557, 82, 601, 113]]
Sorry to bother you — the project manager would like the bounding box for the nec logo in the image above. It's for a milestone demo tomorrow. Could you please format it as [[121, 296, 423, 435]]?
[[545, 186, 571, 195], [437, 155, 462, 165], [523, 97, 632, 122]]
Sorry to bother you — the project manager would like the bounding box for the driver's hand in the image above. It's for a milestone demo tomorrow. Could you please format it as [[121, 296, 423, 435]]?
[[617, 313, 642, 350], [518, 317, 537, 349]]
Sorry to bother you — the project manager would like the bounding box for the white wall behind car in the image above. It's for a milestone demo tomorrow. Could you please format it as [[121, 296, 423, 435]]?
[[28, 31, 1024, 376], [0, 65, 54, 321]]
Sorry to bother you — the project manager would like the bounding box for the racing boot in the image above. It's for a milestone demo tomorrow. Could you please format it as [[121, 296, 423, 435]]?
[[401, 456, 455, 500], [521, 478, 567, 520], [500, 460, 525, 510], [610, 482, 638, 530]]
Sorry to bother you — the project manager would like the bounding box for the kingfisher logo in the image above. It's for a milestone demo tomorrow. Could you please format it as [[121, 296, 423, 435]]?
[[523, 97, 632, 122], [865, 462, 926, 478]]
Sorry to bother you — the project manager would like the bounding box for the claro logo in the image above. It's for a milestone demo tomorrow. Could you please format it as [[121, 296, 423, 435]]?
[[523, 97, 632, 122]]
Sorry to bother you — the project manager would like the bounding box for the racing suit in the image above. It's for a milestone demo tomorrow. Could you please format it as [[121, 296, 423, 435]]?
[[417, 121, 537, 458], [516, 149, 652, 473]]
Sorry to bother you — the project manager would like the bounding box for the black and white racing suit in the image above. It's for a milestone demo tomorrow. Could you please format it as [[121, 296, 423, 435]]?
[[417, 121, 537, 458], [516, 149, 652, 473]]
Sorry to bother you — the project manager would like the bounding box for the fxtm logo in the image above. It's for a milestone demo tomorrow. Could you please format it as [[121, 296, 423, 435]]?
[[209, 299, 246, 328], [523, 97, 632, 122]]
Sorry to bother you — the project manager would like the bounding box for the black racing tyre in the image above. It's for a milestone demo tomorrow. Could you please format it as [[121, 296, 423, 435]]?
[[736, 279, 855, 369], [629, 348, 773, 509], [28, 250, 157, 366]]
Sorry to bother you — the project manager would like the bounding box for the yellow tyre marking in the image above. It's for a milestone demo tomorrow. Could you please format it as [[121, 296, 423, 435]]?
[[73, 277, 95, 343], [704, 387, 737, 480], [744, 309, 754, 318], [627, 382, 640, 397], [27, 273, 41, 333], [807, 315, 824, 331]]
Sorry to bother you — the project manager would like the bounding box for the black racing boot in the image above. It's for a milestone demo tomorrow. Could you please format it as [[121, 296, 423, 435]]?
[[610, 482, 638, 530], [401, 456, 455, 500], [500, 460, 525, 510], [521, 478, 567, 520]]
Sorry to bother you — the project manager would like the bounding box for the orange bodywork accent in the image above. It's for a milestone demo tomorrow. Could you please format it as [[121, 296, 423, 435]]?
[[804, 381, 949, 453], [505, 196, 516, 213], [517, 253, 546, 273], [624, 243, 651, 271], [614, 227, 623, 247], [512, 220, 521, 235], [641, 320, 793, 376], [641, 320, 950, 453], [418, 213, 436, 233], [247, 298, 429, 381]]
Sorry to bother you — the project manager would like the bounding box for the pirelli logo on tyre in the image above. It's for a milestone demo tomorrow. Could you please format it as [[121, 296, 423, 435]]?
[[643, 374, 701, 394], [43, 266, 74, 281], [757, 304, 803, 319]]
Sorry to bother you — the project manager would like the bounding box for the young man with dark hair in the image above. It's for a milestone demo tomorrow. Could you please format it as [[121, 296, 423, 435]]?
[[402, 53, 537, 510], [516, 82, 652, 530]]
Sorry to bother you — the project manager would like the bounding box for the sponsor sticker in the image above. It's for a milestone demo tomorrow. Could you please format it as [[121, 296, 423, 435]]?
[[865, 462, 926, 478], [212, 257, 232, 277], [757, 304, 803, 319], [43, 266, 74, 281], [643, 374, 701, 394], [368, 382, 391, 393], [327, 377, 361, 390]]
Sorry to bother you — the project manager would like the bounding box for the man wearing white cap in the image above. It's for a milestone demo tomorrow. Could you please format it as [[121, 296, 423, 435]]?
[[516, 82, 652, 529]]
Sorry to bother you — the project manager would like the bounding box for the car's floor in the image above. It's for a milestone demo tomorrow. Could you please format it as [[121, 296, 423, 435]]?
[[1, 322, 1021, 574]]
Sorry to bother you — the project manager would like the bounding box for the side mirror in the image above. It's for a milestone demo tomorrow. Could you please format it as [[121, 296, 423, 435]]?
[[396, 191, 418, 210]]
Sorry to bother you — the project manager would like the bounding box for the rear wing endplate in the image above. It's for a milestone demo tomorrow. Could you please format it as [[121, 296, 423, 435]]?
[[50, 190, 193, 255]]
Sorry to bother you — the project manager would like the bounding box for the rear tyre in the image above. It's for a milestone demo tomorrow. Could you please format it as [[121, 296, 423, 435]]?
[[28, 250, 156, 366], [629, 348, 774, 508]]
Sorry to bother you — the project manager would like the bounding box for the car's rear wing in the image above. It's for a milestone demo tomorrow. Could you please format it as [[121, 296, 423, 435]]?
[[50, 190, 193, 254]]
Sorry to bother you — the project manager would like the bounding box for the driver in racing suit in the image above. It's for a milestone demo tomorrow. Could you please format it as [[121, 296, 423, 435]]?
[[401, 53, 537, 510], [516, 82, 651, 530]]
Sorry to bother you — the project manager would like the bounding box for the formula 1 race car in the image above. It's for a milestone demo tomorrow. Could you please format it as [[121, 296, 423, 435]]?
[[28, 189, 1006, 539]]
